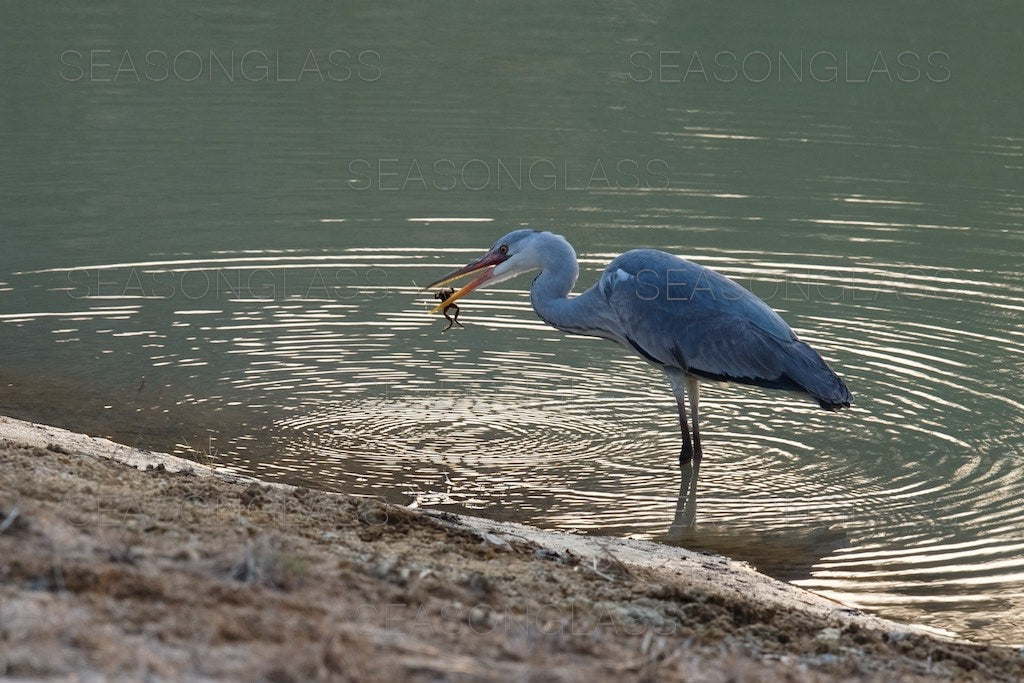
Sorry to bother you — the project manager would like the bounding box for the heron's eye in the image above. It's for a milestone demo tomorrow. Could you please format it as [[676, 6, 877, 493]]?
[[499, 244, 508, 255]]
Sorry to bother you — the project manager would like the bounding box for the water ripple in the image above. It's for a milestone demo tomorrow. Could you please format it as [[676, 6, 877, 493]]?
[[3, 239, 1023, 645]]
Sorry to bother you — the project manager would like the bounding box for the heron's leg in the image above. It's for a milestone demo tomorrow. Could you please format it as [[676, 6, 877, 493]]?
[[686, 376, 703, 463], [664, 369, 694, 469], [676, 400, 694, 468]]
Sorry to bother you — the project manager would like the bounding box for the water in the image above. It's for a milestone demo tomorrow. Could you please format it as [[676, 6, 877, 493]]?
[[3, 2, 1023, 644]]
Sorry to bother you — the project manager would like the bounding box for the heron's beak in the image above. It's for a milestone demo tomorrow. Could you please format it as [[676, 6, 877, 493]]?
[[423, 251, 508, 313]]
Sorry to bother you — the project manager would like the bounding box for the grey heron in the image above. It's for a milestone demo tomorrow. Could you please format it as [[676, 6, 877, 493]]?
[[425, 229, 852, 471]]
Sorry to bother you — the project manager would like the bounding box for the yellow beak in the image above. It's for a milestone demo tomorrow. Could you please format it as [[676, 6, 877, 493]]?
[[423, 251, 508, 313]]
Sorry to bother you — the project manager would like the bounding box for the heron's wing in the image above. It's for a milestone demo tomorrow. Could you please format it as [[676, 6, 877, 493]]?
[[599, 250, 851, 407], [600, 250, 798, 385]]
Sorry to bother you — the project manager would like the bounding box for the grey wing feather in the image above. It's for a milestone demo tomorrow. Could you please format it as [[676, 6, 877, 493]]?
[[599, 250, 852, 409]]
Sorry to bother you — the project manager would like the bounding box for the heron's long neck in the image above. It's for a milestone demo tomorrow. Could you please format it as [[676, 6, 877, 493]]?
[[529, 239, 608, 336]]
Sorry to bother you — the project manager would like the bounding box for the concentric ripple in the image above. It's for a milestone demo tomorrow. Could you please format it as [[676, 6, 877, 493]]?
[[2, 221, 1023, 645]]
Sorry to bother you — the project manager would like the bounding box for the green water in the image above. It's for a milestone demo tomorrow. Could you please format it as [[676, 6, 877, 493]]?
[[2, 2, 1023, 644]]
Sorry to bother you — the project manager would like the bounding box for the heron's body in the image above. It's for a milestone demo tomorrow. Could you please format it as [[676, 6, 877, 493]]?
[[426, 229, 851, 469], [535, 247, 851, 410]]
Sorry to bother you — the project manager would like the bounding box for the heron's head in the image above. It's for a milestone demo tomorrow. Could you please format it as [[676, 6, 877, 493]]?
[[424, 229, 552, 313]]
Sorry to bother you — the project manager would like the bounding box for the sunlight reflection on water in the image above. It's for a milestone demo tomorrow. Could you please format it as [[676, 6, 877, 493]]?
[[5, 227, 1022, 642]]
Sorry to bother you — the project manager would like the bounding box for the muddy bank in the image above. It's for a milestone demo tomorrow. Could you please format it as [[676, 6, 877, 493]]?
[[1, 415, 1022, 681]]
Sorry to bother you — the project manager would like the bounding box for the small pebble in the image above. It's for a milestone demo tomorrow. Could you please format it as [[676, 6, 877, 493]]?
[[816, 627, 841, 642]]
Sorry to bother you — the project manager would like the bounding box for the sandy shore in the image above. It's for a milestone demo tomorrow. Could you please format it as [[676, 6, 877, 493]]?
[[1, 414, 1022, 681]]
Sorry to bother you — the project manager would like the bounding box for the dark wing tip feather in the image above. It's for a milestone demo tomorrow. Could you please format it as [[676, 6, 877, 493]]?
[[816, 394, 852, 411], [783, 340, 853, 411]]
